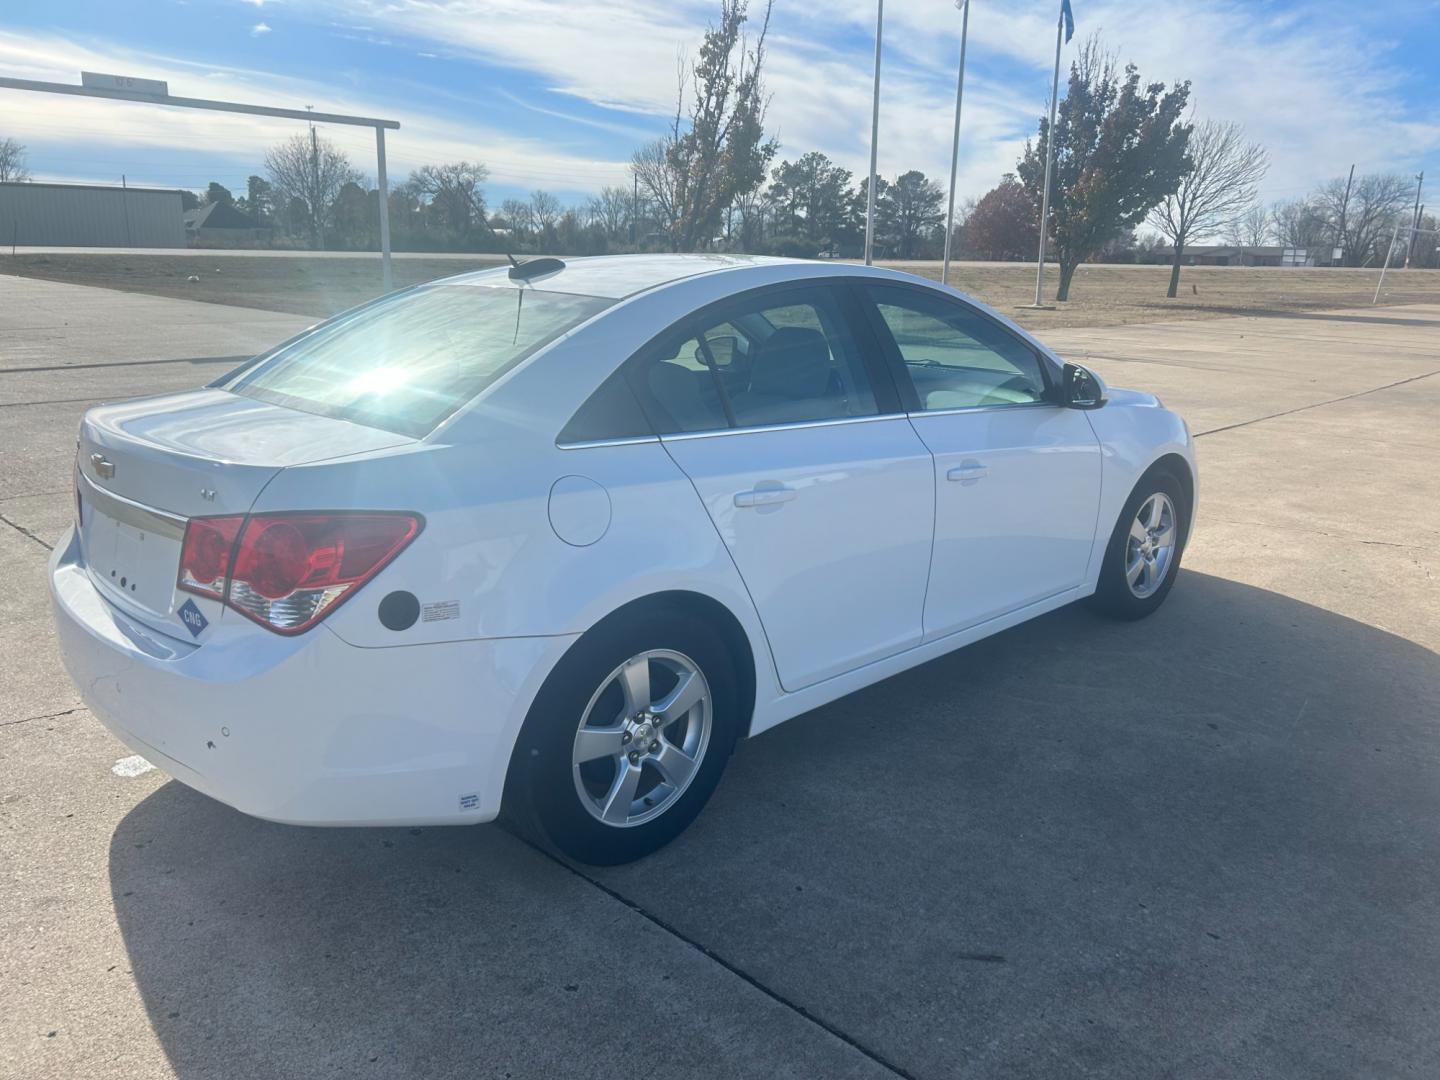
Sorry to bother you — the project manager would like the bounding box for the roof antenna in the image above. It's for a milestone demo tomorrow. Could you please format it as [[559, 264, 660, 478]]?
[[462, 188, 520, 269], [461, 189, 565, 281]]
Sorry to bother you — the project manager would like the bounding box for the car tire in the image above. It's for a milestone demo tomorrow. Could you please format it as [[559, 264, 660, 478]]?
[[1089, 469, 1188, 621], [507, 607, 740, 865]]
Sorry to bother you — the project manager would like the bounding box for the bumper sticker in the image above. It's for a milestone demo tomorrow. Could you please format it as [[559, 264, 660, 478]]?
[[178, 598, 209, 638]]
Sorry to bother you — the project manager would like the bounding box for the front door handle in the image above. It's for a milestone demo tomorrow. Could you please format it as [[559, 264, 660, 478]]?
[[946, 462, 989, 483], [734, 486, 798, 508]]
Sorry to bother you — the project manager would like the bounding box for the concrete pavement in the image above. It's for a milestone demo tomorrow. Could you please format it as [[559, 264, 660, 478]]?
[[2, 274, 1438, 1079]]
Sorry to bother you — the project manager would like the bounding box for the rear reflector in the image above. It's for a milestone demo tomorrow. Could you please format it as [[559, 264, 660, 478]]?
[[178, 511, 422, 634]]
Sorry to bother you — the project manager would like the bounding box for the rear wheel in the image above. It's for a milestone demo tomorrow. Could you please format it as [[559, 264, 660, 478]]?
[[509, 609, 739, 865], [1089, 470, 1188, 620]]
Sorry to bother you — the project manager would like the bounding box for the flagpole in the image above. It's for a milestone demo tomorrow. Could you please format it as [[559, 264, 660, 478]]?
[[864, 0, 884, 265], [941, 0, 971, 287], [1031, 3, 1065, 307]]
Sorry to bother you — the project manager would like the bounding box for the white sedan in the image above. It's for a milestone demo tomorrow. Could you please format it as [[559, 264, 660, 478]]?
[[51, 255, 1195, 863]]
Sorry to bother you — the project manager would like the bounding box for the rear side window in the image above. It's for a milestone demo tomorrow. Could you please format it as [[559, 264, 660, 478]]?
[[628, 286, 879, 434], [224, 283, 612, 437]]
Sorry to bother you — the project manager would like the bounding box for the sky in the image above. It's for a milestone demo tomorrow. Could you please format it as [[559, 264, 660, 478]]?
[[2, 0, 1438, 218]]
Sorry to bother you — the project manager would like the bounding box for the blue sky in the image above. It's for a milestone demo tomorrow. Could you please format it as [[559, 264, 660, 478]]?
[[2, 0, 1438, 226]]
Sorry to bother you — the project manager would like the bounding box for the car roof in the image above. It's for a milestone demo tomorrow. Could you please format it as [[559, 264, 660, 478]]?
[[449, 253, 815, 300]]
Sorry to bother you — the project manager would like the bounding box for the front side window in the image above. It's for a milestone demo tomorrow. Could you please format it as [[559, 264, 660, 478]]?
[[224, 283, 612, 437], [864, 285, 1049, 411], [630, 286, 878, 433]]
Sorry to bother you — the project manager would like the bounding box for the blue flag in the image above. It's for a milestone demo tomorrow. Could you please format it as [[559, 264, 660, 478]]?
[[1061, 0, 1075, 42]]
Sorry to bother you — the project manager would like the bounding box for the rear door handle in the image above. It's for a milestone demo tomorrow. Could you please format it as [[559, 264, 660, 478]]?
[[734, 487, 798, 508], [946, 462, 989, 483]]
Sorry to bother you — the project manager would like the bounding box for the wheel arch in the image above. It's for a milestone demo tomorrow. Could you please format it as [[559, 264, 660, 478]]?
[[1144, 452, 1196, 546], [499, 589, 761, 816]]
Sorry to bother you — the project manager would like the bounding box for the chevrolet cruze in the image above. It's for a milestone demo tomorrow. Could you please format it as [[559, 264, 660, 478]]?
[[51, 254, 1196, 863]]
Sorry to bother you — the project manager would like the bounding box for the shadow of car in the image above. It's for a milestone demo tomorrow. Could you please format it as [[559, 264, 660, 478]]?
[[110, 571, 1440, 1078]]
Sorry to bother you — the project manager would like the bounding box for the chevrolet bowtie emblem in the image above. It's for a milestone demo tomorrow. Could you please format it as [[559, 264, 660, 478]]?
[[90, 453, 115, 480]]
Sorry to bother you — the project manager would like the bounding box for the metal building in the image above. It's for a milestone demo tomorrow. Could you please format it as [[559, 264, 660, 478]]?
[[0, 181, 185, 248]]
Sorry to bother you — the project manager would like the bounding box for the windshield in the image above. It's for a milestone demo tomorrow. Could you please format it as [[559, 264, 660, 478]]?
[[223, 283, 612, 437]]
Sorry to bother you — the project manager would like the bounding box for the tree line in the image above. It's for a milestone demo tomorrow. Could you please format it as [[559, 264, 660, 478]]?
[[3, 0, 1435, 292]]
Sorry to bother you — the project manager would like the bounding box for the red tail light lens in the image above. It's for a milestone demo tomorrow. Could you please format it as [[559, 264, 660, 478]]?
[[178, 512, 422, 634], [178, 516, 244, 598]]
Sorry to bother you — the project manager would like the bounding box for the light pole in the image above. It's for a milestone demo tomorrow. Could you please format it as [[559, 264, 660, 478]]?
[[941, 0, 971, 287], [1029, 4, 1066, 308], [863, 0, 884, 265]]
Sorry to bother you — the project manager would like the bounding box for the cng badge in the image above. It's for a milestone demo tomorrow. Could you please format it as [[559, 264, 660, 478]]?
[[178, 598, 209, 638]]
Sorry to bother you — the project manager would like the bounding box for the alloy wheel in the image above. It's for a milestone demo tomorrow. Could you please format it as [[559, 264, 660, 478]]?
[[1125, 492, 1177, 599], [571, 649, 712, 828]]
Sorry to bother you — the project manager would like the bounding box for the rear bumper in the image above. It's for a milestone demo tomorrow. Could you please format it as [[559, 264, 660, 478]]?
[[48, 527, 573, 826]]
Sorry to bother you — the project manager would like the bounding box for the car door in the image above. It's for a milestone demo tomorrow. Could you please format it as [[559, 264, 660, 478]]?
[[858, 283, 1103, 637], [626, 282, 935, 692]]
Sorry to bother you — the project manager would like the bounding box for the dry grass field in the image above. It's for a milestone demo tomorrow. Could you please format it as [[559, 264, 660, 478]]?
[[2, 250, 1436, 330]]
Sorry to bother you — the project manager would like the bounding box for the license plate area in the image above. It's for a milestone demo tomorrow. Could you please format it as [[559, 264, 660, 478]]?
[[80, 483, 187, 621]]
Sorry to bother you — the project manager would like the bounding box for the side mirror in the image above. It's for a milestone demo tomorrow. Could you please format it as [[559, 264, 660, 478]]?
[[696, 334, 741, 368], [1062, 362, 1107, 410]]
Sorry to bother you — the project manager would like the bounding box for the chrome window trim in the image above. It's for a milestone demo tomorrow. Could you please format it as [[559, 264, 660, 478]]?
[[77, 471, 187, 540], [659, 412, 907, 442], [555, 435, 661, 451], [907, 400, 1059, 419]]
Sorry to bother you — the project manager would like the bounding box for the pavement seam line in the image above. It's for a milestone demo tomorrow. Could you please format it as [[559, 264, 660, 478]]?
[[1195, 368, 1440, 438], [518, 836, 920, 1080], [1, 354, 249, 375], [1, 706, 83, 728], [0, 512, 54, 552]]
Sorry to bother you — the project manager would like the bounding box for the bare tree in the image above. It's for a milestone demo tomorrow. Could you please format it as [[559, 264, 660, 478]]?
[[587, 185, 633, 241], [264, 131, 363, 248], [408, 161, 488, 234], [499, 198, 534, 242], [730, 184, 772, 251], [1225, 203, 1270, 247], [529, 190, 562, 236], [1149, 120, 1267, 296], [1270, 197, 1329, 251], [631, 0, 776, 251], [0, 137, 31, 182], [1313, 172, 1411, 266]]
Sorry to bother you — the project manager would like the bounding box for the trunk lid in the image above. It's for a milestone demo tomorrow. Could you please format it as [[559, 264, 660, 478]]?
[[77, 389, 413, 633]]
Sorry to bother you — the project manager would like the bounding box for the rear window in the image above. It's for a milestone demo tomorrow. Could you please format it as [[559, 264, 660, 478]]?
[[222, 283, 612, 437]]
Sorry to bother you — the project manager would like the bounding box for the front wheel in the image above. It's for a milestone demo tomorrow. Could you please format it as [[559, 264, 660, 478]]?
[[509, 609, 740, 865], [1089, 470, 1188, 620]]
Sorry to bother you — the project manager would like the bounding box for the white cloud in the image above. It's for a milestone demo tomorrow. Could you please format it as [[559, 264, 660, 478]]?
[[251, 22, 272, 36], [3, 0, 1436, 209], [0, 29, 631, 194], [301, 0, 1438, 203]]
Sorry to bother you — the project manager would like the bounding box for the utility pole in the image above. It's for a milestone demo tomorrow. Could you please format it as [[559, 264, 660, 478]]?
[[1333, 163, 1353, 267], [121, 173, 132, 247], [307, 107, 324, 250], [1404, 171, 1424, 269], [631, 172, 638, 249], [863, 0, 884, 265]]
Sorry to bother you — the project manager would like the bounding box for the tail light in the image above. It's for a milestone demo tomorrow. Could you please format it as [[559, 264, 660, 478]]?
[[178, 511, 422, 635]]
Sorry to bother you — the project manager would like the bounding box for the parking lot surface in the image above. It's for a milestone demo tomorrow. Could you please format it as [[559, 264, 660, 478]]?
[[3, 273, 1438, 1079]]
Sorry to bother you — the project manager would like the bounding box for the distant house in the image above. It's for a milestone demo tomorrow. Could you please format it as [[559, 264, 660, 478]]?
[[184, 201, 270, 246], [1184, 245, 1288, 267], [1184, 245, 1341, 268]]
